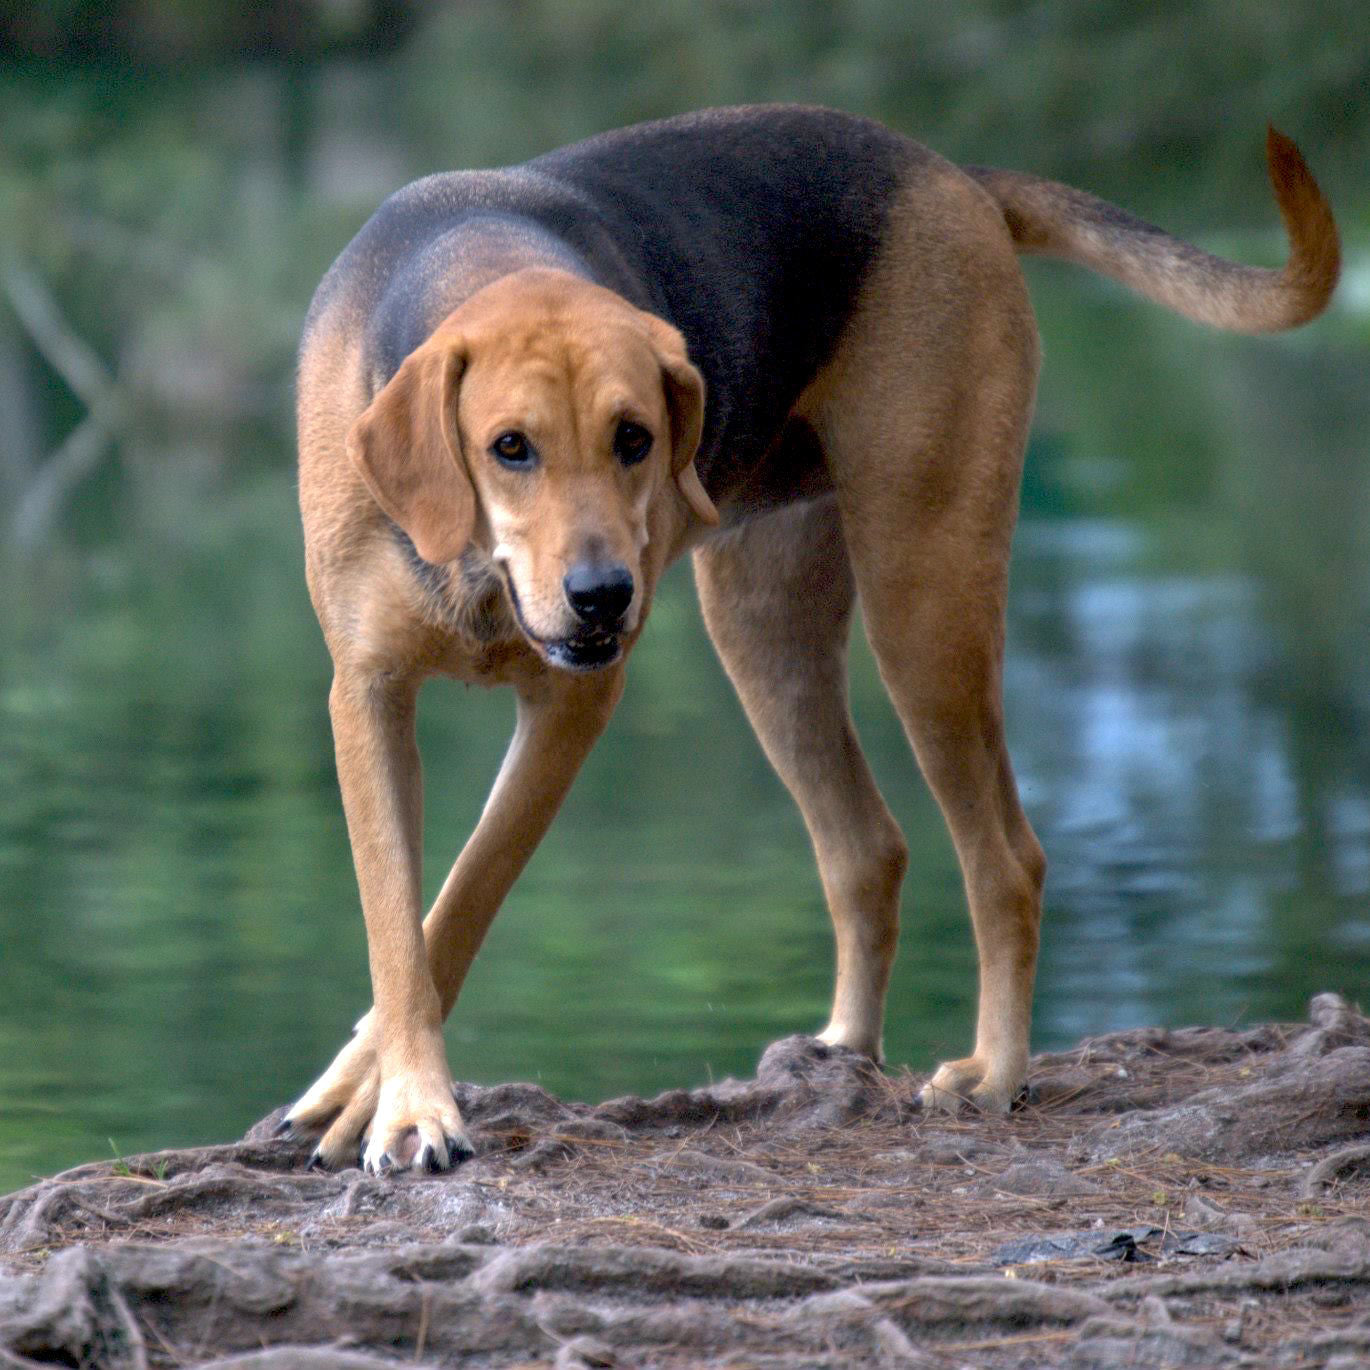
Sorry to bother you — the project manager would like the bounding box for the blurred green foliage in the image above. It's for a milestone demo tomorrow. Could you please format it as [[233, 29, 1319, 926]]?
[[2, 1, 1365, 529]]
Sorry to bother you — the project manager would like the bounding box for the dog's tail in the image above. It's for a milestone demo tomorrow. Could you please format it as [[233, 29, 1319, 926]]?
[[967, 128, 1339, 333]]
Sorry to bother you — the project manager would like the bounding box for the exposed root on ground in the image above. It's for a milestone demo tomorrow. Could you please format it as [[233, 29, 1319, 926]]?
[[2, 993, 1368, 1367]]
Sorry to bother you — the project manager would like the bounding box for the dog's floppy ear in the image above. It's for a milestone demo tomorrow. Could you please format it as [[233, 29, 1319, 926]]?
[[346, 339, 474, 565], [646, 318, 718, 526]]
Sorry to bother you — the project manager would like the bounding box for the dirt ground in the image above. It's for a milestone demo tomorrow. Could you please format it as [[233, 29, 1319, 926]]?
[[3, 992, 1369, 1368]]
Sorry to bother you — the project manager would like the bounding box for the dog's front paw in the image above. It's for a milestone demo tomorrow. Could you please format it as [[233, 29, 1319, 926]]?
[[278, 1018, 474, 1173], [919, 1055, 1021, 1115], [277, 1011, 384, 1167], [362, 1070, 473, 1175]]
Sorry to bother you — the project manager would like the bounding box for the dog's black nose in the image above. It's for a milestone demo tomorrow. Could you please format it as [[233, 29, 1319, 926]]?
[[563, 561, 634, 629]]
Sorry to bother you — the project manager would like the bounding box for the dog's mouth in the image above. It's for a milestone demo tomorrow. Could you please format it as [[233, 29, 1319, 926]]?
[[498, 567, 624, 673], [543, 632, 623, 672]]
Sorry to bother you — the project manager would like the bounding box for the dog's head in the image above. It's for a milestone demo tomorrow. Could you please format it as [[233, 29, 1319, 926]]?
[[347, 269, 716, 670]]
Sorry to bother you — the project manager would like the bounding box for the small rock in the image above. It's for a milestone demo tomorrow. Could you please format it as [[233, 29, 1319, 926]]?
[[978, 1157, 1102, 1199], [1139, 1295, 1173, 1325], [554, 1335, 617, 1368], [456, 1223, 497, 1245]]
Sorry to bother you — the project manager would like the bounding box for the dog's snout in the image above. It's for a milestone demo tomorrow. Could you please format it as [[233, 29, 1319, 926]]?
[[563, 561, 634, 629]]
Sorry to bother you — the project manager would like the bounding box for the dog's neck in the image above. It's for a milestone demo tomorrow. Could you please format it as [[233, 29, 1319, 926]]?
[[392, 523, 519, 649]]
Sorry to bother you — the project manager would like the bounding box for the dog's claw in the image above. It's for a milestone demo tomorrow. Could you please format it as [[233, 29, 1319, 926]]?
[[306, 1146, 327, 1171], [417, 1143, 440, 1174], [273, 1116, 295, 1139], [448, 1133, 475, 1165]]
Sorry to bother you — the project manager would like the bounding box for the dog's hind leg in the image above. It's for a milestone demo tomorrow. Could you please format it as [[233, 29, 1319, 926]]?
[[814, 179, 1047, 1112], [694, 496, 908, 1060]]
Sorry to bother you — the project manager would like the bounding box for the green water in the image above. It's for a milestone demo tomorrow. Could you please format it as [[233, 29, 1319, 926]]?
[[1, 281, 1367, 1194]]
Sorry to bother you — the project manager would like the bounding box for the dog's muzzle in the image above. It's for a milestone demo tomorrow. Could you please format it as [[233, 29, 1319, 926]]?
[[498, 560, 632, 673], [546, 560, 634, 671]]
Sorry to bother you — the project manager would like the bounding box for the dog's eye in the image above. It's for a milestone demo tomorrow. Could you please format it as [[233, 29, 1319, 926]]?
[[490, 431, 535, 469], [613, 421, 653, 467]]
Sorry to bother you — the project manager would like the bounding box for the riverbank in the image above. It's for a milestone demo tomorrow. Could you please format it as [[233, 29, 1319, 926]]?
[[3, 993, 1369, 1367]]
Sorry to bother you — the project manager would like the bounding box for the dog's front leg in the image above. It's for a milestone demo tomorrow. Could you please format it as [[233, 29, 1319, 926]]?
[[421, 664, 627, 1016], [320, 667, 463, 1174], [285, 663, 625, 1171]]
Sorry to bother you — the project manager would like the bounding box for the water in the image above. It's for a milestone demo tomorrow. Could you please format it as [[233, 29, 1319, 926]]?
[[1, 273, 1367, 1195]]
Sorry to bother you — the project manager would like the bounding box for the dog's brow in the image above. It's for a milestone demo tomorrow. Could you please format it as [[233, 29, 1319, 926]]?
[[599, 395, 648, 425]]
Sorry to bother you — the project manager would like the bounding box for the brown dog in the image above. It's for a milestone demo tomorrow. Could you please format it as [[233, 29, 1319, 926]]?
[[284, 107, 1338, 1173]]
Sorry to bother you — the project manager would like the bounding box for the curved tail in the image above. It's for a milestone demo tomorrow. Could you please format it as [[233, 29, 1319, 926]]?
[[967, 128, 1339, 333]]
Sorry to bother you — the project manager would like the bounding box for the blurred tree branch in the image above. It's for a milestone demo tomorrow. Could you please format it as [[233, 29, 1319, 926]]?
[[2, 257, 124, 550]]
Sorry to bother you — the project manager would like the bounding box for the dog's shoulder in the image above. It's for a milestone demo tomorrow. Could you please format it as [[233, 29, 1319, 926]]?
[[300, 171, 548, 382]]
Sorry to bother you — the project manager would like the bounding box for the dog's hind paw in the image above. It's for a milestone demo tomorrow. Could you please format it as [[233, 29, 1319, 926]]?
[[919, 1054, 1022, 1115]]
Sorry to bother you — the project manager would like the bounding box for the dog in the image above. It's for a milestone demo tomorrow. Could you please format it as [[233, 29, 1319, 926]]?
[[283, 106, 1338, 1173]]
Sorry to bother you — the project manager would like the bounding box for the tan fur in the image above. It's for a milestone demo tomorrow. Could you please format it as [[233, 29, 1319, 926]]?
[[293, 269, 718, 1171], [289, 132, 1337, 1172]]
